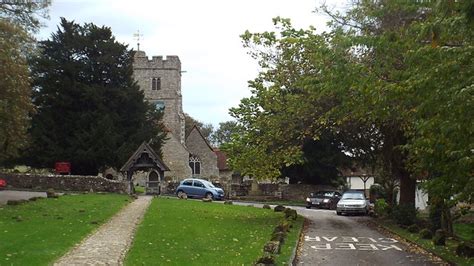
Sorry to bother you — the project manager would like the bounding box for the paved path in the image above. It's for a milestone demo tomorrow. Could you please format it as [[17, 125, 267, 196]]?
[[294, 207, 444, 266], [54, 196, 153, 266], [0, 190, 47, 204]]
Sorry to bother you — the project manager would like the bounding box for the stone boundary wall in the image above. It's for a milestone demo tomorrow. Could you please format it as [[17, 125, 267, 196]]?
[[229, 183, 337, 201], [144, 179, 337, 201], [280, 184, 336, 200], [0, 172, 127, 193]]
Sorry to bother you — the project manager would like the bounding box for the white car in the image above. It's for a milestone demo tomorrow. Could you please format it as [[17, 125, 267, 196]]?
[[336, 191, 369, 215]]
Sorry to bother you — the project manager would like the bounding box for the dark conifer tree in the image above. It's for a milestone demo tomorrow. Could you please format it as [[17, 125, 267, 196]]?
[[28, 18, 165, 175]]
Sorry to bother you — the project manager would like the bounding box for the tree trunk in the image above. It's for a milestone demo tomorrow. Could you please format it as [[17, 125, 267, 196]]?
[[382, 124, 416, 207], [398, 172, 416, 207]]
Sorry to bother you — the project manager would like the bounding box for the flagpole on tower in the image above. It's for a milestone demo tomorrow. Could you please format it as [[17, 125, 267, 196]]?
[[133, 30, 143, 51]]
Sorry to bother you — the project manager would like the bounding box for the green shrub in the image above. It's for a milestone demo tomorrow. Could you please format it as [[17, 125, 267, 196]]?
[[419, 228, 433, 239], [274, 205, 285, 212], [370, 184, 386, 201], [274, 222, 289, 233], [374, 199, 389, 218], [407, 224, 419, 233], [429, 202, 443, 232], [284, 208, 297, 220], [433, 229, 446, 246], [263, 204, 271, 209], [270, 231, 286, 243], [263, 241, 280, 254], [391, 204, 417, 226], [255, 255, 276, 265], [456, 242, 474, 258]]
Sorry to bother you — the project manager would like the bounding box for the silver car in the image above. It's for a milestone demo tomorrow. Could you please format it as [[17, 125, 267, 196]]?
[[336, 191, 369, 215]]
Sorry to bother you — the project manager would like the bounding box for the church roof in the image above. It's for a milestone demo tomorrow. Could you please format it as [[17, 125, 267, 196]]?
[[120, 141, 170, 172]]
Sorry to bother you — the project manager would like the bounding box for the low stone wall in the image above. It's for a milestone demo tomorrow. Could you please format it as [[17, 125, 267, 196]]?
[[1, 172, 127, 193], [280, 184, 336, 200], [228, 182, 337, 201], [162, 181, 180, 195]]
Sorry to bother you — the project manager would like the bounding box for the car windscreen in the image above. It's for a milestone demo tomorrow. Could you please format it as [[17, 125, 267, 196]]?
[[312, 191, 334, 197], [341, 192, 365, 199]]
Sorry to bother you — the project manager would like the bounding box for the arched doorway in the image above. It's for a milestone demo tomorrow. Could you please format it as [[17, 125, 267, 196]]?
[[147, 170, 162, 194], [120, 142, 169, 195]]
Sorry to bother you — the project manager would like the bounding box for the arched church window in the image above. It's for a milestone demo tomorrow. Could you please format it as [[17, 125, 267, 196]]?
[[189, 155, 201, 176], [151, 77, 161, 90]]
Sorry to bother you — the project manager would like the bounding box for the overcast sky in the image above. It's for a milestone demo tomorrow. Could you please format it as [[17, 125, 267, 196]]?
[[37, 0, 347, 127]]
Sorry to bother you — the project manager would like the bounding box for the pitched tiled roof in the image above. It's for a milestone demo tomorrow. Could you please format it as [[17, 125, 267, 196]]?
[[213, 149, 230, 171]]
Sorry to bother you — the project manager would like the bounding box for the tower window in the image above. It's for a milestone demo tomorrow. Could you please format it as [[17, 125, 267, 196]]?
[[155, 101, 165, 111], [189, 155, 201, 176], [151, 77, 161, 90]]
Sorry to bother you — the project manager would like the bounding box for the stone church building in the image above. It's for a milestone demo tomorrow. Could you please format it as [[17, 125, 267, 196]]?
[[131, 50, 223, 184]]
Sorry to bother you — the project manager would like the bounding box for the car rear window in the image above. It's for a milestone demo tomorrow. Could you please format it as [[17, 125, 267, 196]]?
[[342, 192, 365, 199]]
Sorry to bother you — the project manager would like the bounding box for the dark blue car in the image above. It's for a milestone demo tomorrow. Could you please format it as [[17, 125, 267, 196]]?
[[176, 178, 224, 200]]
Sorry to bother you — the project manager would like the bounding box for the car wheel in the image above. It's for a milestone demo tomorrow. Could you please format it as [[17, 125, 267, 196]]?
[[205, 192, 213, 200], [336, 211, 342, 216], [177, 190, 187, 199]]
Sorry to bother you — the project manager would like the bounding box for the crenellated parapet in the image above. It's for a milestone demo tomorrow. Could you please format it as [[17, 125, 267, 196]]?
[[133, 51, 181, 71]]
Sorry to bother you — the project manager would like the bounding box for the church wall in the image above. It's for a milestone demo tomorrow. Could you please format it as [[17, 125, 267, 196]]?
[[161, 133, 192, 181], [186, 129, 219, 179]]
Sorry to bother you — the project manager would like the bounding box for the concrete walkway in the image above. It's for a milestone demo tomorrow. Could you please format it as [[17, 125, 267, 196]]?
[[55, 196, 153, 266]]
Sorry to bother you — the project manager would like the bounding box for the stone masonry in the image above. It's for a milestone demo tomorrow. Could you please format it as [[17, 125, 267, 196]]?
[[1, 172, 127, 193], [133, 51, 191, 181], [186, 126, 219, 179], [132, 51, 221, 182], [133, 51, 185, 143]]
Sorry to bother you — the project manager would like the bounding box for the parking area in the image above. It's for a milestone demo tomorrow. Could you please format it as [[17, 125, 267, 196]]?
[[0, 190, 47, 205]]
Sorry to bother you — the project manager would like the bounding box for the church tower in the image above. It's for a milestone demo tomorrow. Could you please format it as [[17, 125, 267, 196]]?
[[132, 51, 185, 143], [133, 51, 191, 180]]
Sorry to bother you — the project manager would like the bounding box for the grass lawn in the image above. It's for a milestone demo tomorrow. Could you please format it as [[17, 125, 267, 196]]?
[[454, 223, 474, 242], [134, 185, 145, 194], [384, 222, 474, 266], [0, 193, 130, 265], [125, 198, 303, 265]]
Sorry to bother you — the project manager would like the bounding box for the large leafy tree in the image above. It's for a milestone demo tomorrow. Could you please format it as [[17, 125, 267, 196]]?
[[0, 1, 49, 165], [28, 18, 166, 175], [210, 121, 242, 147], [0, 1, 49, 33], [0, 21, 35, 164], [227, 1, 472, 218]]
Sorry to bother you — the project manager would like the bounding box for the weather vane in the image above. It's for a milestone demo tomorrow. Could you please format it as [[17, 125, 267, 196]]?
[[133, 30, 143, 51]]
